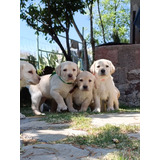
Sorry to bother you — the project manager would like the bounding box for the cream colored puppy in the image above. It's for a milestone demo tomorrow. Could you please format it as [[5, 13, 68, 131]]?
[[20, 61, 40, 88], [90, 59, 120, 112], [69, 71, 95, 112], [20, 61, 40, 119], [29, 61, 80, 115]]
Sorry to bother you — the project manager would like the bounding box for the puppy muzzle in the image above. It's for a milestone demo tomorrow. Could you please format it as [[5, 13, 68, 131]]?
[[100, 69, 106, 76], [81, 85, 89, 91]]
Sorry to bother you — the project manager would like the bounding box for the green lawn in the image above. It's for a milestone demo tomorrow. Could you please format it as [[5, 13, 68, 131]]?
[[20, 105, 140, 118], [20, 105, 140, 159]]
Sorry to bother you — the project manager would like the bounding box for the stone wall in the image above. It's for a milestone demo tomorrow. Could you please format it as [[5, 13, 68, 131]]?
[[95, 44, 140, 107]]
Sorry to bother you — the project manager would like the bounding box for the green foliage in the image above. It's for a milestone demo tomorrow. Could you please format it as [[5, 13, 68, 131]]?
[[37, 50, 65, 71], [41, 112, 91, 124], [63, 124, 139, 159], [93, 0, 130, 44], [26, 55, 37, 68], [20, 0, 86, 60], [20, 0, 85, 35]]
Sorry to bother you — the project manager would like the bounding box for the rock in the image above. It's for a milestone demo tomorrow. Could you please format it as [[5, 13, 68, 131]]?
[[20, 113, 26, 119], [20, 144, 116, 160], [20, 117, 70, 132], [107, 144, 116, 149], [21, 128, 88, 143], [89, 113, 140, 127], [127, 69, 140, 81], [127, 132, 140, 140]]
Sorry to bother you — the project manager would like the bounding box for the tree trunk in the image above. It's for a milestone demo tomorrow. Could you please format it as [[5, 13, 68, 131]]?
[[97, 0, 106, 43], [83, 39, 89, 71], [65, 15, 72, 61], [71, 18, 89, 71], [52, 33, 71, 61], [65, 28, 72, 61], [47, 1, 71, 61], [89, 3, 95, 62]]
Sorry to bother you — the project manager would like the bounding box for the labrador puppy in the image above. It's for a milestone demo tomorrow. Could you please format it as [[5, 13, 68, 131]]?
[[69, 71, 95, 112], [90, 59, 120, 112], [29, 61, 80, 115], [20, 61, 40, 89], [20, 61, 40, 118]]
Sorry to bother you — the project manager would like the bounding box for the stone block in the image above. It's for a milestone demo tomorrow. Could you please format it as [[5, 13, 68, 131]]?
[[95, 46, 118, 65], [127, 69, 140, 81]]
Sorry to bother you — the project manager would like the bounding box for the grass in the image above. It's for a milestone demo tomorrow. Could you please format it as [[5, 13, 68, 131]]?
[[20, 105, 140, 118], [20, 106, 35, 117], [104, 150, 140, 160], [20, 105, 140, 159], [58, 124, 140, 160], [62, 124, 139, 147]]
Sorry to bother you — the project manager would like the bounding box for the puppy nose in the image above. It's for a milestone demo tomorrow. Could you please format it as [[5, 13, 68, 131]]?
[[101, 69, 105, 74], [68, 74, 73, 78], [83, 85, 88, 89], [38, 77, 41, 81]]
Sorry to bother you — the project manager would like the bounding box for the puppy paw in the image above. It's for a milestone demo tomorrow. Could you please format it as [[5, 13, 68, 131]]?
[[56, 108, 62, 112], [93, 108, 101, 113], [57, 104, 67, 112], [34, 110, 45, 116], [69, 108, 78, 112], [79, 108, 87, 112], [107, 107, 114, 111], [114, 106, 119, 110]]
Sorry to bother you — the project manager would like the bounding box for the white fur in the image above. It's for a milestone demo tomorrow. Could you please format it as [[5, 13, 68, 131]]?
[[20, 61, 40, 118], [69, 71, 95, 112], [90, 59, 120, 112], [29, 61, 80, 115], [20, 61, 40, 88]]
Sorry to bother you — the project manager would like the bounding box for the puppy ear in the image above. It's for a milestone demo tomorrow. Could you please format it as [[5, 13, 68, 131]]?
[[55, 64, 61, 76], [110, 61, 115, 74], [90, 62, 95, 75], [74, 78, 78, 86]]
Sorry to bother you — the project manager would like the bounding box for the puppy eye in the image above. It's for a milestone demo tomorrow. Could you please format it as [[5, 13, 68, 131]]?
[[97, 65, 100, 68], [63, 69, 67, 72], [89, 79, 92, 82], [73, 69, 76, 71], [106, 65, 109, 68], [79, 79, 83, 82], [28, 71, 33, 74]]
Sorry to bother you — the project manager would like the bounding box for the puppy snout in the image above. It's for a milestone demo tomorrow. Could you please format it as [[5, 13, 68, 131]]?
[[68, 74, 73, 78], [83, 85, 88, 90], [38, 77, 41, 81], [101, 69, 105, 74]]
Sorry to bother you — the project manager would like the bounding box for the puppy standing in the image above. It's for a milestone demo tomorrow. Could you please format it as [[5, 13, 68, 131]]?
[[69, 71, 95, 112], [90, 59, 120, 112], [29, 61, 80, 115], [20, 61, 40, 118]]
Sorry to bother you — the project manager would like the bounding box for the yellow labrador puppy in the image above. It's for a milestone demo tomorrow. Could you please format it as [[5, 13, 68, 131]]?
[[29, 61, 80, 115], [90, 59, 120, 112], [20, 61, 40, 89], [20, 61, 40, 118], [69, 71, 95, 112]]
